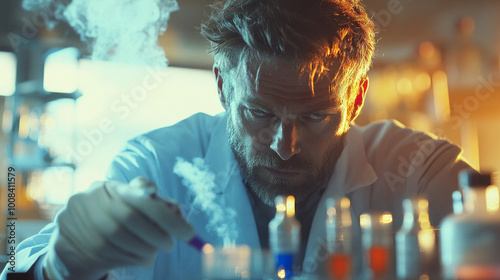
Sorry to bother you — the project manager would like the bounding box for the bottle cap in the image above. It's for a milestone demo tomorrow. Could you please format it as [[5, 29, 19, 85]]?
[[459, 169, 491, 188]]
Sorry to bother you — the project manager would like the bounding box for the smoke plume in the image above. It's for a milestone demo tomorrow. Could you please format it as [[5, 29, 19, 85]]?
[[22, 0, 178, 66], [174, 157, 238, 247]]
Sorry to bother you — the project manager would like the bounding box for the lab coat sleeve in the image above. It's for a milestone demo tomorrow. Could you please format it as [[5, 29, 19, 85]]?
[[104, 112, 218, 199], [409, 138, 472, 226], [105, 136, 159, 183]]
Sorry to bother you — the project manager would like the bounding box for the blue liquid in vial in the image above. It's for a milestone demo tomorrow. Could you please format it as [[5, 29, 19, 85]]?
[[275, 253, 295, 279]]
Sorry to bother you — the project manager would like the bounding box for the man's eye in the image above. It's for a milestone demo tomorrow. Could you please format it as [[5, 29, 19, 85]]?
[[248, 109, 272, 118], [302, 113, 328, 121]]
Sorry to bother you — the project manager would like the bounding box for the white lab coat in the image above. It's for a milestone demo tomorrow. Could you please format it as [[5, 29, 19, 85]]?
[[1, 112, 471, 280]]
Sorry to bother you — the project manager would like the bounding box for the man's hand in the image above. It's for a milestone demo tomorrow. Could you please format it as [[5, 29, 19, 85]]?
[[43, 177, 194, 280]]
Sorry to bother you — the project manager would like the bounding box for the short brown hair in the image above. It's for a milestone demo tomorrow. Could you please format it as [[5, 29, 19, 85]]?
[[201, 0, 375, 106]]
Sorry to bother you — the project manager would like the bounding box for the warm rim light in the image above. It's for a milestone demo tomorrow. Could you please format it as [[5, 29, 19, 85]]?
[[286, 196, 295, 217], [277, 269, 286, 279]]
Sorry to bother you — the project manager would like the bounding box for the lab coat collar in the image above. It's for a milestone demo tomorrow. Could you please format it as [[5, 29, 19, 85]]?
[[302, 124, 377, 275]]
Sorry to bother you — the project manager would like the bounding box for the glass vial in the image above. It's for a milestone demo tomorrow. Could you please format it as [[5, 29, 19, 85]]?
[[325, 197, 353, 280], [395, 197, 435, 279], [360, 212, 393, 280], [269, 195, 301, 279]]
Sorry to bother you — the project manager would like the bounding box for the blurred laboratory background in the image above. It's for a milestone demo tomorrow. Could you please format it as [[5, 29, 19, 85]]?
[[1, 0, 500, 267]]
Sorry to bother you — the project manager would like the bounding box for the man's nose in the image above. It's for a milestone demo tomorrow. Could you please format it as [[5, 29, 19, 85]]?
[[270, 121, 301, 160]]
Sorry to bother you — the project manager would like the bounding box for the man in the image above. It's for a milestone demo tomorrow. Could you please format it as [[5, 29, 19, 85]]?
[[1, 0, 471, 279]]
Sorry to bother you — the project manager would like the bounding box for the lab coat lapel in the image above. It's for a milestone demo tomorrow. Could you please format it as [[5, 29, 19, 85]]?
[[302, 125, 377, 275], [202, 114, 260, 248], [222, 162, 261, 248]]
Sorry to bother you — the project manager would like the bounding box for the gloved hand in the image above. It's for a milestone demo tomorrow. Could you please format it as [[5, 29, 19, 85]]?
[[42, 177, 194, 280]]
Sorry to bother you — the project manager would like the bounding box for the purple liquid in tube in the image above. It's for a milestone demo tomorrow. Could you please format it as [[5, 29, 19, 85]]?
[[188, 235, 207, 252]]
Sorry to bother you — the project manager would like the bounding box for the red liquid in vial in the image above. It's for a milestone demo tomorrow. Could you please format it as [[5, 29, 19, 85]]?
[[369, 246, 389, 275], [327, 253, 351, 279]]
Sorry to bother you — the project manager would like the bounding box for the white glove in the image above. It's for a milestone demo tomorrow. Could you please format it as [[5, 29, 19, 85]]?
[[43, 177, 194, 280]]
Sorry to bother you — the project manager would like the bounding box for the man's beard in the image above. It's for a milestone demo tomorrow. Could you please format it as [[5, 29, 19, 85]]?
[[227, 116, 346, 206]]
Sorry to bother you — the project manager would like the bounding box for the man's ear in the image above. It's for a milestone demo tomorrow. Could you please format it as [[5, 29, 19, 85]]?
[[213, 66, 227, 110], [350, 77, 369, 122]]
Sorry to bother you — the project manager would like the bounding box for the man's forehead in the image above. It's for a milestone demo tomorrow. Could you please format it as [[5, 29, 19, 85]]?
[[243, 60, 338, 101], [244, 93, 342, 113], [252, 60, 325, 84]]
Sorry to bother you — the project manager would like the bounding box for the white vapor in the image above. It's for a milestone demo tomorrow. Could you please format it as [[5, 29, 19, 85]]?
[[22, 0, 178, 66], [174, 157, 238, 247]]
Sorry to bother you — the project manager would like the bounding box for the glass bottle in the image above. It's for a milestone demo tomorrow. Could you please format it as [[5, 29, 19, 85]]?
[[269, 195, 301, 279], [440, 169, 500, 280], [360, 212, 393, 280], [325, 197, 353, 280], [395, 197, 435, 280]]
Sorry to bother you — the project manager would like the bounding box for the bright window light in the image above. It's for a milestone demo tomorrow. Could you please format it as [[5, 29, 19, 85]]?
[[73, 61, 223, 193], [43, 47, 79, 93], [0, 51, 16, 96]]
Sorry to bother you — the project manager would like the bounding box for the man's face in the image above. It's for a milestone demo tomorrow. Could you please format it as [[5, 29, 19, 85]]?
[[224, 61, 351, 206]]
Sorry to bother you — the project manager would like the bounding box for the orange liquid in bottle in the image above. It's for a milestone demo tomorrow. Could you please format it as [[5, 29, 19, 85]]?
[[328, 253, 352, 279], [369, 246, 389, 275]]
